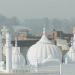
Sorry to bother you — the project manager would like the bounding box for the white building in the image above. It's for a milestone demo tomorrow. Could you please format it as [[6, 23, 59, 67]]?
[[56, 39, 69, 51]]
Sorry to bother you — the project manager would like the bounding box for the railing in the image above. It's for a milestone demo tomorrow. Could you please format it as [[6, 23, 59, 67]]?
[[12, 64, 62, 75]]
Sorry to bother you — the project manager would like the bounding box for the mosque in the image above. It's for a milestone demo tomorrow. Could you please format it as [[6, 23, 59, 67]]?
[[0, 26, 75, 75]]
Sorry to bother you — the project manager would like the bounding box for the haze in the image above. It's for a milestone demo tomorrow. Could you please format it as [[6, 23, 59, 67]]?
[[0, 0, 74, 20]]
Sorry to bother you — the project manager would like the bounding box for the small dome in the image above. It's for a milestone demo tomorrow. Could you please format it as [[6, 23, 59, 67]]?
[[64, 33, 75, 63], [12, 47, 26, 69], [64, 46, 75, 63], [27, 28, 62, 66]]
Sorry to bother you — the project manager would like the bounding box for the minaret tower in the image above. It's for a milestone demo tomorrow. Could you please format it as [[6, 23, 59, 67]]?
[[72, 28, 75, 48], [5, 31, 12, 72], [64, 28, 75, 64], [0, 33, 2, 61], [14, 37, 20, 53], [73, 33, 75, 46], [12, 37, 19, 69]]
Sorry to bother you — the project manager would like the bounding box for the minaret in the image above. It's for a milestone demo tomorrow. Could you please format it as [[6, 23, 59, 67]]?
[[64, 31, 75, 64], [15, 37, 17, 47], [14, 37, 20, 55], [5, 31, 12, 72], [72, 28, 75, 47], [15, 37, 20, 53], [73, 33, 75, 46], [12, 37, 19, 69], [0, 33, 2, 61]]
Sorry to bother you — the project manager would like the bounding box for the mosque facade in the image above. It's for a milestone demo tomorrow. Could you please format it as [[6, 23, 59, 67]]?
[[0, 26, 75, 75]]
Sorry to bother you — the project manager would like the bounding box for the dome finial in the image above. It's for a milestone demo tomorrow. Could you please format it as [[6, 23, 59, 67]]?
[[43, 25, 46, 35]]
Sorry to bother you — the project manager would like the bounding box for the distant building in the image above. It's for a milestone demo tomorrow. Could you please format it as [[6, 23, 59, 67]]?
[[16, 29, 30, 40], [73, 27, 75, 34], [48, 29, 72, 45], [52, 29, 63, 39], [56, 39, 69, 57], [13, 26, 39, 41]]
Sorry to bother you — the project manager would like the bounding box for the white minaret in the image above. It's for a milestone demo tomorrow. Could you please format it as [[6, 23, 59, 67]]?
[[1, 26, 8, 39], [72, 33, 75, 46], [64, 32, 75, 63], [12, 37, 18, 69], [5, 31, 12, 72], [0, 33, 2, 61]]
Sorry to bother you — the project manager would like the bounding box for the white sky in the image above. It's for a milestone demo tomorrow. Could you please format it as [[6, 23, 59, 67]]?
[[0, 0, 75, 20]]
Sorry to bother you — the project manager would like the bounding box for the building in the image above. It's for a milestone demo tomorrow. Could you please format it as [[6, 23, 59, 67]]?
[[0, 26, 75, 75], [48, 29, 72, 42], [16, 29, 30, 40]]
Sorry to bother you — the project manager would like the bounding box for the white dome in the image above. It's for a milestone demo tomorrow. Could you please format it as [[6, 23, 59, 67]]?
[[27, 28, 62, 66]]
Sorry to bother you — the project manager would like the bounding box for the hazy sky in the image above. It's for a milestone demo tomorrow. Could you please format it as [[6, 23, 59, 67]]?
[[0, 0, 75, 20]]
